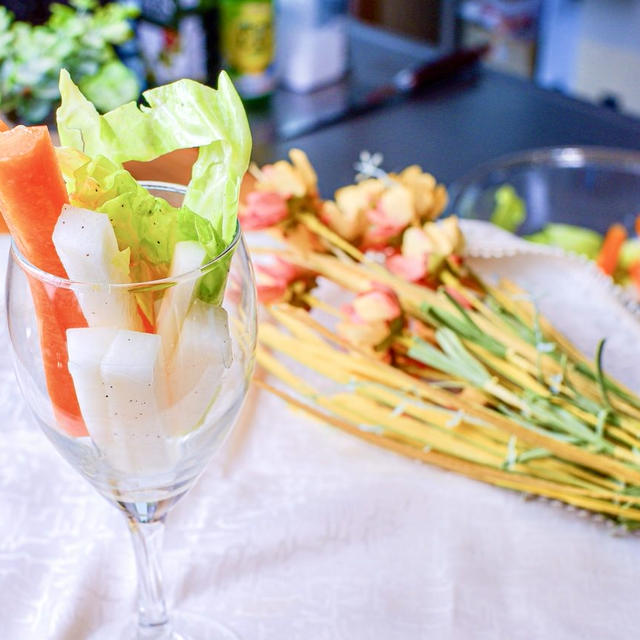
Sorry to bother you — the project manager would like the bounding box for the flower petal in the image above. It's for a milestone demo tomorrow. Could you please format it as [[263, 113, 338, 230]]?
[[386, 253, 427, 282], [239, 191, 288, 230], [352, 290, 402, 322]]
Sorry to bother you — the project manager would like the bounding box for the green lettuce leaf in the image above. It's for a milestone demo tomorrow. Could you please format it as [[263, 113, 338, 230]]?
[[525, 223, 603, 259], [490, 184, 526, 233], [618, 239, 640, 270], [70, 155, 230, 314], [56, 69, 250, 309], [72, 157, 181, 272], [57, 68, 251, 245]]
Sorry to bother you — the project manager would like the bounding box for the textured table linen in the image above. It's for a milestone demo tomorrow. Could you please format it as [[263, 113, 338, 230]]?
[[1, 225, 639, 640]]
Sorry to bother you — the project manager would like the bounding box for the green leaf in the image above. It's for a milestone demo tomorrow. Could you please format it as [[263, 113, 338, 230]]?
[[525, 223, 603, 259], [16, 97, 53, 124], [1, 2, 139, 123], [422, 300, 507, 358], [490, 184, 526, 233], [58, 69, 250, 304], [78, 61, 139, 112], [408, 329, 491, 388], [517, 447, 550, 463], [618, 239, 640, 270], [69, 154, 234, 304], [57, 69, 251, 246], [575, 361, 640, 411], [595, 338, 613, 410], [70, 0, 99, 11], [0, 8, 14, 40]]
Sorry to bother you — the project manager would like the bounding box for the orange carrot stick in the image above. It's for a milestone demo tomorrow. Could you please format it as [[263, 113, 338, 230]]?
[[0, 119, 9, 232], [0, 126, 88, 436], [596, 223, 627, 276]]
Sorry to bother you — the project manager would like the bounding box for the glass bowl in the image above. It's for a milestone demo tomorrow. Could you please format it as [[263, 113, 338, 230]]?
[[447, 147, 640, 235]]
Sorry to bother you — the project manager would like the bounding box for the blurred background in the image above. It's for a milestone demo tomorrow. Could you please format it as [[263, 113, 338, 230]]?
[[2, 0, 640, 132]]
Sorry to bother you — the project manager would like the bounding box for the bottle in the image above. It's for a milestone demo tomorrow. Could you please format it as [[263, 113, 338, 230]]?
[[276, 0, 349, 93], [219, 0, 276, 100], [135, 0, 220, 86]]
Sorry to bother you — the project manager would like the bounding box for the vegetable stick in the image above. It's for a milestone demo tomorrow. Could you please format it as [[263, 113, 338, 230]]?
[[68, 327, 179, 474], [67, 327, 119, 446], [0, 120, 8, 230], [101, 330, 176, 473], [156, 241, 206, 356], [596, 223, 626, 276], [53, 205, 140, 330], [163, 299, 232, 434], [0, 125, 87, 436]]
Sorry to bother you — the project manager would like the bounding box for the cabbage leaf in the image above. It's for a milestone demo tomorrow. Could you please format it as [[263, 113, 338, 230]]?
[[57, 68, 251, 245], [56, 69, 250, 307], [490, 184, 526, 233], [525, 224, 603, 259]]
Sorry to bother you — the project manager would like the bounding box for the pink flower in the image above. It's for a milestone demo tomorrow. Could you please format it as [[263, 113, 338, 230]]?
[[338, 286, 403, 353], [359, 185, 415, 250], [258, 258, 300, 283], [361, 205, 407, 250], [256, 279, 288, 305], [255, 258, 308, 305], [386, 253, 427, 282], [343, 287, 402, 323], [239, 191, 288, 230], [336, 318, 391, 352]]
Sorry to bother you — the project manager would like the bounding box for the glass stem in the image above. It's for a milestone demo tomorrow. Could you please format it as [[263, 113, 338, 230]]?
[[128, 515, 170, 633]]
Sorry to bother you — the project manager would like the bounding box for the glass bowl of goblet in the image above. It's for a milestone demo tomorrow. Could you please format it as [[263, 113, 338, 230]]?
[[6, 182, 257, 639]]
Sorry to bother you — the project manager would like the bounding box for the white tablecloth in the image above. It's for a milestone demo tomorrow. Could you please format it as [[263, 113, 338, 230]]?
[[1, 225, 639, 640]]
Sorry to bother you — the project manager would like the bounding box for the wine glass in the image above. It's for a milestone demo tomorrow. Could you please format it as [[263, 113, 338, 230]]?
[[5, 182, 257, 639]]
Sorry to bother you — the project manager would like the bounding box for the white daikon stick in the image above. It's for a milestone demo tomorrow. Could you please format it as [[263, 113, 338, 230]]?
[[67, 327, 176, 475], [53, 205, 140, 330], [155, 241, 206, 358], [67, 327, 119, 453], [100, 330, 175, 473], [163, 299, 232, 434]]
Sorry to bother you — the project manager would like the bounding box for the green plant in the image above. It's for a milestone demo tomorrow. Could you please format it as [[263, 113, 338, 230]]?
[[0, 0, 140, 124]]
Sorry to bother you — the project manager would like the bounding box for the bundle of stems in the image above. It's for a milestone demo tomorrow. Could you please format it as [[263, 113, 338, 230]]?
[[255, 214, 640, 529]]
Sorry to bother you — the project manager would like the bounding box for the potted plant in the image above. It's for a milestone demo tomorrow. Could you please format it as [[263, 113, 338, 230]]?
[[0, 0, 140, 125]]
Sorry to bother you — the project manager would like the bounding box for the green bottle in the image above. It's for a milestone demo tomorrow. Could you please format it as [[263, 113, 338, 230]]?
[[219, 0, 276, 99]]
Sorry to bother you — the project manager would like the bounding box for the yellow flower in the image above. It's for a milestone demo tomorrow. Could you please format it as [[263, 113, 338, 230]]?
[[255, 149, 318, 199], [321, 200, 367, 242], [336, 179, 384, 216], [277, 222, 326, 253], [336, 320, 391, 352], [289, 149, 318, 195], [402, 226, 433, 258], [351, 289, 402, 323], [258, 160, 308, 198], [393, 165, 448, 222], [323, 179, 383, 241], [377, 183, 414, 229], [422, 216, 464, 255]]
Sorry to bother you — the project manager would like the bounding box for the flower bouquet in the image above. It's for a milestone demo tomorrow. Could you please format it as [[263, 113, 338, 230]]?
[[243, 149, 640, 531]]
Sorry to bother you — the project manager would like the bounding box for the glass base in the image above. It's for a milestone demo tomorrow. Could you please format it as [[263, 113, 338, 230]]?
[[92, 612, 239, 640]]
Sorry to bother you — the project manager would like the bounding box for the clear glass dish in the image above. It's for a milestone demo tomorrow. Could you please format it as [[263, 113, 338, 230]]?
[[447, 146, 640, 235], [6, 181, 257, 639]]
